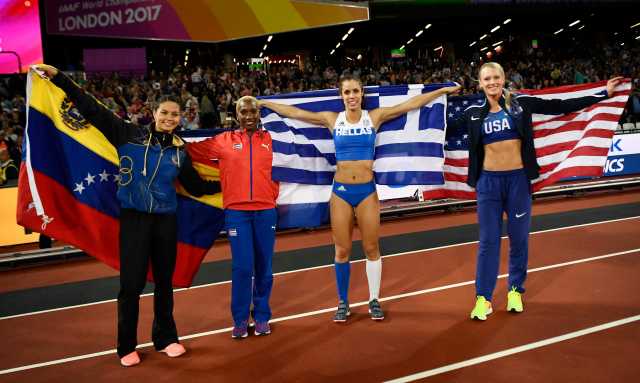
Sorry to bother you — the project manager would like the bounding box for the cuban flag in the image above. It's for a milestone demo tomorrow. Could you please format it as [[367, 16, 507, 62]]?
[[259, 83, 455, 228]]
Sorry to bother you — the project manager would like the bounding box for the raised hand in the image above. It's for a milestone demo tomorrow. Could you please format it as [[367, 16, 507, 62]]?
[[33, 64, 58, 79], [606, 76, 624, 97]]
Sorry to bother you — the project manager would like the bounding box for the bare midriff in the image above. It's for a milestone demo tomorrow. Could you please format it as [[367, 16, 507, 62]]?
[[483, 139, 524, 171], [334, 160, 374, 184]]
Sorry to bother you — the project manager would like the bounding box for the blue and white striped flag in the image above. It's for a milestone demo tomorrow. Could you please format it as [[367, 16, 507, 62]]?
[[259, 83, 454, 228]]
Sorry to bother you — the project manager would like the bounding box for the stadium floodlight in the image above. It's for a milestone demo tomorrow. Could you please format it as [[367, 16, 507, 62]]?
[[267, 35, 273, 42], [416, 30, 423, 37], [336, 42, 341, 48], [503, 18, 511, 25], [400, 45, 405, 50], [578, 25, 585, 30], [620, 42, 625, 46], [263, 44, 267, 50], [636, 35, 640, 40], [342, 33, 349, 41], [569, 20, 580, 27], [407, 38, 414, 45], [357, 54, 362, 60], [259, 52, 263, 58], [481, 46, 488, 51], [491, 25, 500, 33], [348, 27, 355, 34], [479, 34, 488, 40], [469, 41, 477, 47], [492, 40, 503, 47], [554, 28, 564, 35], [424, 24, 432, 30], [346, 56, 353, 61], [330, 49, 335, 55], [631, 22, 640, 29], [433, 46, 443, 51]]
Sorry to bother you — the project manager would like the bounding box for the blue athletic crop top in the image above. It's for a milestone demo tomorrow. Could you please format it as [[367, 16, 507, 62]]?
[[481, 109, 520, 145], [333, 110, 376, 161]]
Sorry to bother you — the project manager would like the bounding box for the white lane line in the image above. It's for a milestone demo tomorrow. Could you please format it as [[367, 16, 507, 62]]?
[[384, 314, 640, 383], [1, 215, 638, 321], [2, 247, 638, 375]]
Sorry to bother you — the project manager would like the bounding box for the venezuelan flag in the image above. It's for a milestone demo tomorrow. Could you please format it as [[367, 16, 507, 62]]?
[[17, 69, 224, 287]]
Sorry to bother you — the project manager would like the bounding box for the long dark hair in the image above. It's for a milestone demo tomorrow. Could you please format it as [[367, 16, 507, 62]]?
[[338, 74, 366, 109]]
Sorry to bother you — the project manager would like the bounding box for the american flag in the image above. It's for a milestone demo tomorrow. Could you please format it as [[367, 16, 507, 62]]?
[[423, 80, 632, 200]]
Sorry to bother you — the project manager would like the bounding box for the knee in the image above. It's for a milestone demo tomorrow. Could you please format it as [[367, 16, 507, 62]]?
[[363, 242, 380, 260], [232, 263, 253, 279], [119, 281, 146, 299], [334, 245, 351, 262]]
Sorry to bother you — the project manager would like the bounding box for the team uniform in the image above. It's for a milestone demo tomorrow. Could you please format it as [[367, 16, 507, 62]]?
[[50, 72, 219, 357], [331, 110, 384, 321], [455, 89, 610, 318], [189, 129, 279, 337]]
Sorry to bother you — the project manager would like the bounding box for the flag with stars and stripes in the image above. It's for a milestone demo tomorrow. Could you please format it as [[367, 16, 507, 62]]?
[[422, 80, 632, 200], [17, 70, 224, 287]]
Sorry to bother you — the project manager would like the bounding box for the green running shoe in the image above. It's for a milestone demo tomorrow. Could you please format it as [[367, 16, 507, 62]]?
[[470, 296, 493, 321], [507, 287, 524, 313]]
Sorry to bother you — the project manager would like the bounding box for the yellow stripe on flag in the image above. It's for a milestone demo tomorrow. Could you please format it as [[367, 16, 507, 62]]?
[[28, 74, 118, 165]]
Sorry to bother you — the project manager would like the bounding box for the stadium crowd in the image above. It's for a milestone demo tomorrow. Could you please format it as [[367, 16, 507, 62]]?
[[1, 42, 639, 186]]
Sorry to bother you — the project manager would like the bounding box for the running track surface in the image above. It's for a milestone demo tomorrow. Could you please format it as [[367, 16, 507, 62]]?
[[0, 189, 639, 382]]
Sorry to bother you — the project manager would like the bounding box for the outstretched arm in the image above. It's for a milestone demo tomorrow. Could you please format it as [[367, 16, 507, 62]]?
[[369, 84, 461, 128], [34, 64, 133, 146], [259, 100, 337, 130], [517, 77, 624, 115]]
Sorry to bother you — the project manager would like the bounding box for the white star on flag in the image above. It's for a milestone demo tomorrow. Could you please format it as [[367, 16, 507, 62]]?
[[462, 100, 468, 105], [113, 174, 122, 183], [85, 173, 96, 185], [74, 182, 85, 194], [99, 170, 110, 182]]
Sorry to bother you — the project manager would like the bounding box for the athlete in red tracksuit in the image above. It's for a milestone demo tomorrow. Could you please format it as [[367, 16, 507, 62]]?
[[189, 96, 279, 338]]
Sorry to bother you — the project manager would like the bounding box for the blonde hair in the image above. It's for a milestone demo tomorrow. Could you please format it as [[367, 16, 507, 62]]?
[[235, 95, 259, 113], [479, 62, 511, 111]]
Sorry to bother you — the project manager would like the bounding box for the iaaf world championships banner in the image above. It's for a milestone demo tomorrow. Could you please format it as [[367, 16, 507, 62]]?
[[45, 0, 370, 42]]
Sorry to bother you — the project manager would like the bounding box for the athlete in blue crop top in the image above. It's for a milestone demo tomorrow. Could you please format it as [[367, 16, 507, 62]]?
[[481, 110, 519, 145], [463, 62, 622, 322], [260, 75, 460, 324]]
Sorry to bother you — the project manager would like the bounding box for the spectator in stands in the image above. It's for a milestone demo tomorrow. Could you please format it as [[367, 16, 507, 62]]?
[[0, 142, 18, 185]]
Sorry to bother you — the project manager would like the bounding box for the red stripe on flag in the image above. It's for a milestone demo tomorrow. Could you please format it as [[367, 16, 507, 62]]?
[[17, 166, 120, 270], [444, 172, 468, 183], [535, 131, 614, 158], [444, 157, 469, 167], [518, 81, 608, 95], [533, 113, 623, 130], [174, 242, 209, 288], [532, 166, 604, 192]]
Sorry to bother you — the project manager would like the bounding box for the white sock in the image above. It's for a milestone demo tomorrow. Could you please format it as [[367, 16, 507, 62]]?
[[366, 259, 382, 301]]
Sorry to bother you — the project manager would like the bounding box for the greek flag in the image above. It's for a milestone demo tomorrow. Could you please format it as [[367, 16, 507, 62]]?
[[259, 83, 454, 228]]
